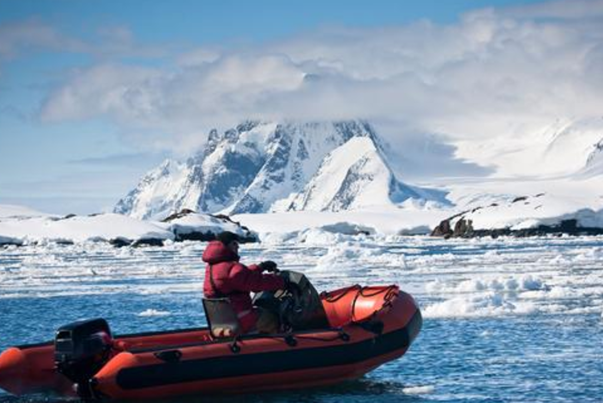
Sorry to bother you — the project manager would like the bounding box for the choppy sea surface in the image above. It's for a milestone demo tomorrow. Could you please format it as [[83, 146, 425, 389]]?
[[1, 235, 602, 402]]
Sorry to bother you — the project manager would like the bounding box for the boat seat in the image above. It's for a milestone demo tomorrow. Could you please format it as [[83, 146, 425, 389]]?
[[202, 298, 242, 339]]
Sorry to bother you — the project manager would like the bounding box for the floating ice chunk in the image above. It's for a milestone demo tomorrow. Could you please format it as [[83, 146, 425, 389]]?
[[490, 279, 505, 291], [427, 274, 547, 295], [548, 286, 577, 298], [505, 278, 519, 290], [402, 385, 435, 395], [425, 280, 443, 293], [316, 243, 362, 266], [457, 279, 487, 292], [137, 309, 171, 317], [550, 254, 571, 264], [300, 229, 350, 245], [521, 275, 544, 291], [258, 231, 300, 245], [423, 292, 538, 318], [320, 222, 374, 235]]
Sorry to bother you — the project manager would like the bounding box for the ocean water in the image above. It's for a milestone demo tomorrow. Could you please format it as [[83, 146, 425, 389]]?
[[1, 235, 602, 402]]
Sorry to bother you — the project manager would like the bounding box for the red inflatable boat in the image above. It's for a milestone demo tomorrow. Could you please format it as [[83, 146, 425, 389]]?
[[0, 273, 422, 400]]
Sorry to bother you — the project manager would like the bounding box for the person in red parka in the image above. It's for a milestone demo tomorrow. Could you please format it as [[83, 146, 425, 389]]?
[[202, 231, 285, 334]]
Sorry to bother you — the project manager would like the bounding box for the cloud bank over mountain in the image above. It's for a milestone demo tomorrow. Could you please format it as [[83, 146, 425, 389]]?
[[0, 0, 597, 191], [31, 1, 602, 160]]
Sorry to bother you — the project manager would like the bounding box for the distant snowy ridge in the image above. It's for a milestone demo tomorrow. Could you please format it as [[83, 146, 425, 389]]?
[[540, 118, 603, 177], [0, 204, 54, 219], [432, 193, 603, 238], [115, 120, 445, 220], [452, 117, 603, 179]]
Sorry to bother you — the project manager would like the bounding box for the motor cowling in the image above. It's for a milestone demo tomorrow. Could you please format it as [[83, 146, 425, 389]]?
[[281, 271, 330, 330], [254, 271, 330, 331], [54, 318, 113, 396]]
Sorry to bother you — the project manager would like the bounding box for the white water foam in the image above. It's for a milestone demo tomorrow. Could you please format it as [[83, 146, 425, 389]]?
[[402, 385, 435, 395], [137, 309, 171, 317]]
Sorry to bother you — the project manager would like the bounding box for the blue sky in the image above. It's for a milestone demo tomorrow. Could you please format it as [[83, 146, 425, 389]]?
[[0, 0, 601, 214]]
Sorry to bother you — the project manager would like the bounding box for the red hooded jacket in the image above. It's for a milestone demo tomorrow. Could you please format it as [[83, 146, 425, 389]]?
[[202, 241, 285, 332]]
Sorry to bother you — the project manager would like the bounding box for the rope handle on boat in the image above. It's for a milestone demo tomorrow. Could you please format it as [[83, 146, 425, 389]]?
[[230, 336, 241, 354], [351, 285, 399, 322], [359, 285, 399, 300], [131, 328, 350, 356], [321, 284, 398, 304], [284, 335, 298, 347], [321, 284, 362, 302], [225, 329, 350, 353]]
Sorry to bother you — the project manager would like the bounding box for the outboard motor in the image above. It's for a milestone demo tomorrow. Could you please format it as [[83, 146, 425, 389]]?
[[254, 271, 330, 331], [54, 318, 113, 397]]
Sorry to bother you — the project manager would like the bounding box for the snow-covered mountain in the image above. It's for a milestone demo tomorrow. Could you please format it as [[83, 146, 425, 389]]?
[[451, 117, 603, 179], [289, 136, 441, 212], [115, 121, 445, 220]]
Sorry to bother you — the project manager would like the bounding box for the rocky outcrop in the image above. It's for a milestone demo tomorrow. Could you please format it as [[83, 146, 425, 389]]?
[[162, 209, 258, 243], [0, 210, 259, 248], [161, 209, 198, 222], [132, 238, 165, 247], [433, 213, 603, 239], [431, 216, 475, 238], [0, 235, 23, 247]]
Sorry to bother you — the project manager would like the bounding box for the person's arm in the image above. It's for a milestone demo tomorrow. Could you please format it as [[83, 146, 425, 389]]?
[[248, 261, 278, 272], [230, 263, 285, 292], [248, 264, 262, 272]]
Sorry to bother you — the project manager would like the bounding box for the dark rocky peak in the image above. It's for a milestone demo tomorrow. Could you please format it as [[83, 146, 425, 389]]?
[[296, 138, 310, 160], [333, 120, 375, 141], [205, 120, 262, 152], [236, 120, 261, 133], [206, 129, 221, 155], [587, 138, 603, 164]]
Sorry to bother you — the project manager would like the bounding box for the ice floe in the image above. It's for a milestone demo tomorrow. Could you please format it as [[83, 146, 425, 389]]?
[[0, 205, 254, 246], [0, 233, 601, 321]]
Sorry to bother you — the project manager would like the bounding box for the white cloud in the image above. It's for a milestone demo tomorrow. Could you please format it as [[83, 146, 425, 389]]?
[[0, 18, 86, 59], [502, 0, 603, 19], [176, 48, 221, 67], [37, 1, 603, 167], [0, 19, 168, 65], [40, 64, 162, 122]]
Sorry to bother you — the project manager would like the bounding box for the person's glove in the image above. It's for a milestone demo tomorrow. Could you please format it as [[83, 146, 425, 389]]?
[[259, 260, 278, 273]]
